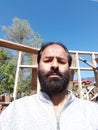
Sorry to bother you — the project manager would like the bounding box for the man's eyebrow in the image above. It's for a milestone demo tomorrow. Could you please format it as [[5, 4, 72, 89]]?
[[57, 57, 66, 60], [44, 56, 66, 60], [43, 56, 53, 58]]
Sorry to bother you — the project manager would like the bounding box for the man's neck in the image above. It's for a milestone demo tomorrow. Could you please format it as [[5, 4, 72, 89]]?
[[50, 90, 70, 120], [50, 90, 69, 105]]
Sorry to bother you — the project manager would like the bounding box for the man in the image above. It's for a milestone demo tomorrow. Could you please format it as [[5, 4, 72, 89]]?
[[0, 42, 98, 130]]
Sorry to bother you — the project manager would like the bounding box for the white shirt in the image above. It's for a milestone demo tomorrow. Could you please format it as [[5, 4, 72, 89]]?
[[0, 91, 98, 130]]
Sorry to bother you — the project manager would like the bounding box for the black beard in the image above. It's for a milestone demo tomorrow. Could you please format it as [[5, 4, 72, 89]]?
[[38, 68, 70, 96]]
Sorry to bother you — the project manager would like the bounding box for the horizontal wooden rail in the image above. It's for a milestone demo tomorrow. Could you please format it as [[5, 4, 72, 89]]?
[[19, 65, 38, 68], [0, 39, 39, 54], [0, 102, 10, 105]]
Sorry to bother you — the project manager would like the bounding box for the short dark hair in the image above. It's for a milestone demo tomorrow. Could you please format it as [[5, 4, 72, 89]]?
[[37, 42, 72, 67]]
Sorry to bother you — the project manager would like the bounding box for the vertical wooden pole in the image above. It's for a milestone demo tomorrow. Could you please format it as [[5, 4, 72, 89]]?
[[31, 54, 38, 94], [76, 52, 82, 98], [69, 56, 76, 90], [13, 51, 22, 100], [92, 53, 98, 93]]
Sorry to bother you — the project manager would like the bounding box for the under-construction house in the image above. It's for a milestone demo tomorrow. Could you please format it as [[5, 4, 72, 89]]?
[[0, 39, 98, 112]]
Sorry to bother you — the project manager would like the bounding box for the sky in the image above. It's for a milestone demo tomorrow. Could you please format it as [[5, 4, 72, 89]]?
[[0, 0, 98, 52], [0, 0, 98, 78]]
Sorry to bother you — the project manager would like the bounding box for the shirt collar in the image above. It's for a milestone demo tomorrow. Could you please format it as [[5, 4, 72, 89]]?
[[38, 90, 76, 106]]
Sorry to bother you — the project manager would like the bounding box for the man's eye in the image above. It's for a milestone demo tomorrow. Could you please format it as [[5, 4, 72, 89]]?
[[43, 57, 53, 63], [58, 60, 66, 64], [44, 60, 49, 62], [44, 59, 51, 63]]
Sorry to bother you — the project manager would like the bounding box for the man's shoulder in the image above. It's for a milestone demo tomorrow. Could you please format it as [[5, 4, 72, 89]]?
[[11, 94, 38, 105], [75, 97, 98, 110], [1, 94, 38, 114]]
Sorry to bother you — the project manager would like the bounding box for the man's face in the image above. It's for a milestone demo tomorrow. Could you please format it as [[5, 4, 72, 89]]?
[[38, 44, 70, 96]]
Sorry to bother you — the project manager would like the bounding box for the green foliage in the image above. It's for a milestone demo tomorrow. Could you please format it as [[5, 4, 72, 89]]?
[[17, 69, 32, 98], [0, 48, 16, 94], [2, 17, 33, 43], [1, 17, 44, 98], [2, 17, 44, 47], [72, 85, 78, 92]]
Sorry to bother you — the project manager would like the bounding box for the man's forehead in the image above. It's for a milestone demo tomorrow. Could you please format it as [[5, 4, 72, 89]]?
[[41, 44, 68, 57], [43, 44, 67, 52]]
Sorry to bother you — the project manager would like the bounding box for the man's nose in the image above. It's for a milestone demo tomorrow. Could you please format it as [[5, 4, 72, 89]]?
[[51, 59, 59, 70]]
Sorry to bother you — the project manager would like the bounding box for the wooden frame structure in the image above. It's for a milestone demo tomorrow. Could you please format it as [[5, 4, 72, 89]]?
[[0, 39, 98, 102], [69, 50, 98, 100]]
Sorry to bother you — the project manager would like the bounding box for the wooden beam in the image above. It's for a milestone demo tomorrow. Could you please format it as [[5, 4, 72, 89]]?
[[31, 68, 37, 94], [79, 57, 96, 69], [0, 39, 39, 54], [95, 57, 98, 64]]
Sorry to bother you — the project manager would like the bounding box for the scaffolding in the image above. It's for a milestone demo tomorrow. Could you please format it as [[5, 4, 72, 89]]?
[[0, 39, 98, 105]]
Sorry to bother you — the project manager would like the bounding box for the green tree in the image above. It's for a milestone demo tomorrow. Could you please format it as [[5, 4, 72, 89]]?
[[1, 17, 44, 98], [2, 17, 44, 47], [0, 48, 16, 94]]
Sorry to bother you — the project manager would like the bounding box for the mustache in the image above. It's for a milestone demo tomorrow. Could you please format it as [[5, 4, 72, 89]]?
[[45, 70, 62, 77]]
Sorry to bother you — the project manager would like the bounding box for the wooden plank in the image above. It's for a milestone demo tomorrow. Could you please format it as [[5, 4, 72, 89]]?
[[69, 50, 98, 55], [0, 39, 39, 54], [0, 102, 10, 105], [95, 57, 98, 64], [79, 57, 96, 69], [76, 52, 82, 98], [13, 51, 22, 100], [70, 67, 93, 70], [19, 65, 37, 68], [31, 68, 37, 94]]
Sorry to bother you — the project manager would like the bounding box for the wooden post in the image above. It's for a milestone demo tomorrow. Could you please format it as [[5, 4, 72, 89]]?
[[13, 51, 22, 100], [76, 52, 82, 98], [69, 56, 76, 90], [91, 53, 98, 93], [31, 54, 38, 94]]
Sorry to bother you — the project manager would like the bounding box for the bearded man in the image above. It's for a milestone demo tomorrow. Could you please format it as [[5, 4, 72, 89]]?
[[0, 42, 98, 130]]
